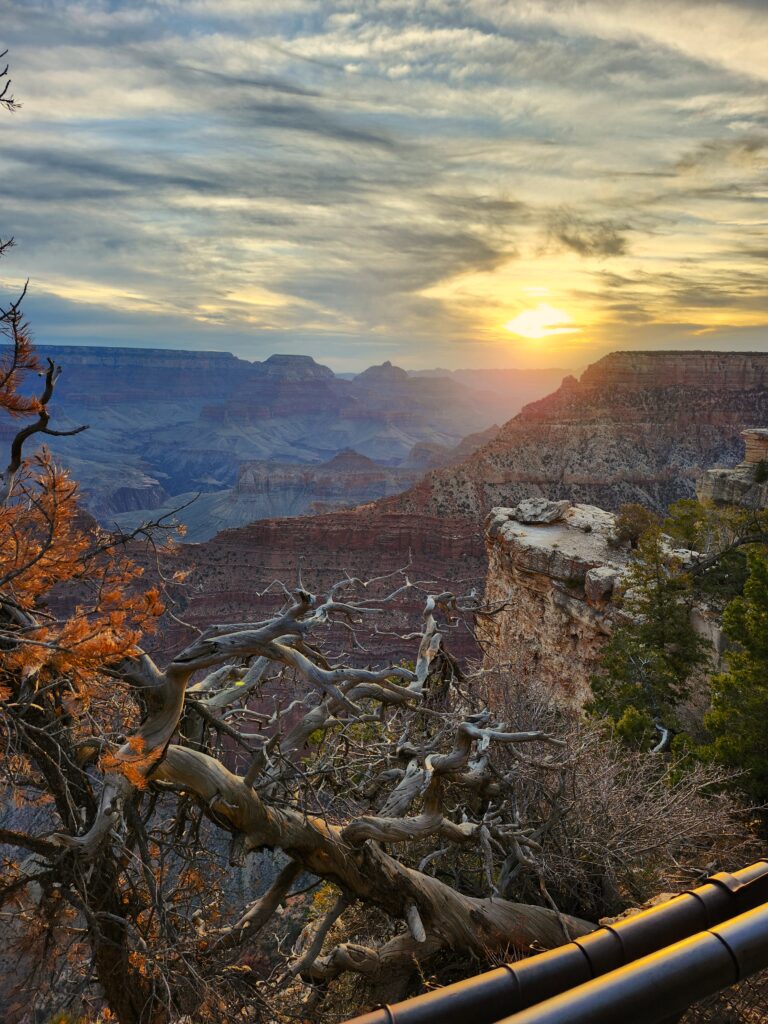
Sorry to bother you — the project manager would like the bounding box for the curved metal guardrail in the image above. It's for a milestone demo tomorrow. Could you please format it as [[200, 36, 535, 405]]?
[[343, 860, 768, 1024], [498, 900, 768, 1023]]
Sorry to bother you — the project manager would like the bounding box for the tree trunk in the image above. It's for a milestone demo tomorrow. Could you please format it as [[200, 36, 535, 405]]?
[[152, 745, 593, 973]]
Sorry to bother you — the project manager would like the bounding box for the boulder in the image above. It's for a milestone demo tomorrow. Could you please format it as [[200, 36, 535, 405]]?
[[513, 498, 572, 524]]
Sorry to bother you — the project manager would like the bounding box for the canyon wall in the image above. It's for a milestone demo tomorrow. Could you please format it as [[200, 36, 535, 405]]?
[[149, 506, 487, 667], [114, 451, 425, 541], [386, 350, 768, 520], [112, 431, 500, 541], [480, 500, 628, 704]]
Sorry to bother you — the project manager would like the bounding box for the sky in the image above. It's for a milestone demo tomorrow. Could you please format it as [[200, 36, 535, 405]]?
[[0, 0, 767, 372]]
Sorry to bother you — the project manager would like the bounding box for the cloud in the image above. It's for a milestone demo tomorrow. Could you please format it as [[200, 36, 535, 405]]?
[[172, 63, 322, 98], [0, 0, 766, 369], [675, 136, 768, 174], [546, 209, 629, 258]]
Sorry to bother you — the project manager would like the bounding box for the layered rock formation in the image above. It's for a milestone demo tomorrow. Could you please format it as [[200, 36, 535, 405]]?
[[112, 430, 504, 540], [480, 501, 628, 703], [408, 366, 570, 408], [697, 428, 768, 509], [202, 353, 339, 422], [42, 345, 247, 405], [114, 450, 424, 541], [36, 347, 539, 521], [386, 351, 768, 520], [150, 507, 487, 667]]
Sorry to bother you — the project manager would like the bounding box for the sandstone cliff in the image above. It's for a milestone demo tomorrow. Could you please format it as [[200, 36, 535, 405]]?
[[479, 497, 725, 708], [385, 351, 768, 520], [480, 500, 628, 704]]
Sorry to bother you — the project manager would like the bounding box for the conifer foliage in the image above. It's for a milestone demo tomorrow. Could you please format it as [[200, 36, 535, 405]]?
[[589, 521, 708, 748], [705, 548, 768, 805]]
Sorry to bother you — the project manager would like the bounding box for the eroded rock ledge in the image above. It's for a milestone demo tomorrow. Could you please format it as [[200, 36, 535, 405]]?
[[698, 428, 768, 509], [481, 499, 629, 704]]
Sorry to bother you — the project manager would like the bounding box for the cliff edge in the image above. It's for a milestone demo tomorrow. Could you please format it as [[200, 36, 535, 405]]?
[[480, 499, 628, 703]]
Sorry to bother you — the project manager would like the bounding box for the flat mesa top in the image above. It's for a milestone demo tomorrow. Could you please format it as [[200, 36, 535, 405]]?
[[488, 502, 629, 571]]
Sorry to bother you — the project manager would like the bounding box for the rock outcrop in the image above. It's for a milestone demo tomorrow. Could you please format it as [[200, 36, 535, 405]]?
[[480, 501, 628, 703], [480, 496, 727, 710], [697, 428, 768, 509], [386, 351, 768, 521]]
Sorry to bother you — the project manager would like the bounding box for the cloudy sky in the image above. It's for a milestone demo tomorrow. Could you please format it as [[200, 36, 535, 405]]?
[[0, 0, 767, 371]]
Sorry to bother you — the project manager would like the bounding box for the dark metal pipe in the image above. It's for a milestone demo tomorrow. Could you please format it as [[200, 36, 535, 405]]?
[[342, 861, 768, 1024], [497, 901, 768, 1023]]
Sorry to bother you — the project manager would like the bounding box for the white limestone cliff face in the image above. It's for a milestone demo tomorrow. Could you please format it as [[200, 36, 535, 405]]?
[[480, 500, 628, 704]]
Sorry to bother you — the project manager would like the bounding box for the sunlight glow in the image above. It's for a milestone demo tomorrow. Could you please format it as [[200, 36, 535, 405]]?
[[503, 304, 580, 340]]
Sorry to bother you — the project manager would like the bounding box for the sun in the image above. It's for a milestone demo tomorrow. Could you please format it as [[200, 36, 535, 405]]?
[[503, 303, 579, 340]]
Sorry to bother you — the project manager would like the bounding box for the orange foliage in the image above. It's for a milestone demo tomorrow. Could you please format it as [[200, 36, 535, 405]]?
[[0, 311, 41, 417], [99, 735, 163, 789], [0, 399, 170, 815], [0, 451, 165, 699]]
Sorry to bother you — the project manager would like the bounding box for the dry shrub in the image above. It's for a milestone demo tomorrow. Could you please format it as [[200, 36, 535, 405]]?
[[478, 667, 758, 922]]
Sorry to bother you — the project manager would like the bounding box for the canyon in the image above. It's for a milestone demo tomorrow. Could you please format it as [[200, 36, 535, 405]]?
[[146, 350, 768, 674], [113, 430, 499, 542], [38, 345, 559, 522]]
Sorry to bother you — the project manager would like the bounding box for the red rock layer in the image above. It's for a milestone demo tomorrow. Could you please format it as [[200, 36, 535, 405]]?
[[149, 508, 486, 667], [383, 350, 768, 520]]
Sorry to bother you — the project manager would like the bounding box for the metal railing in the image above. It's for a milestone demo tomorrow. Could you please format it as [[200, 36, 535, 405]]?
[[343, 860, 768, 1024], [498, 901, 768, 1023]]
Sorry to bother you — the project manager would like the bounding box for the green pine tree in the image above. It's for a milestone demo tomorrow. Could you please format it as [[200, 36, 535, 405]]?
[[589, 524, 708, 747], [704, 547, 768, 804]]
